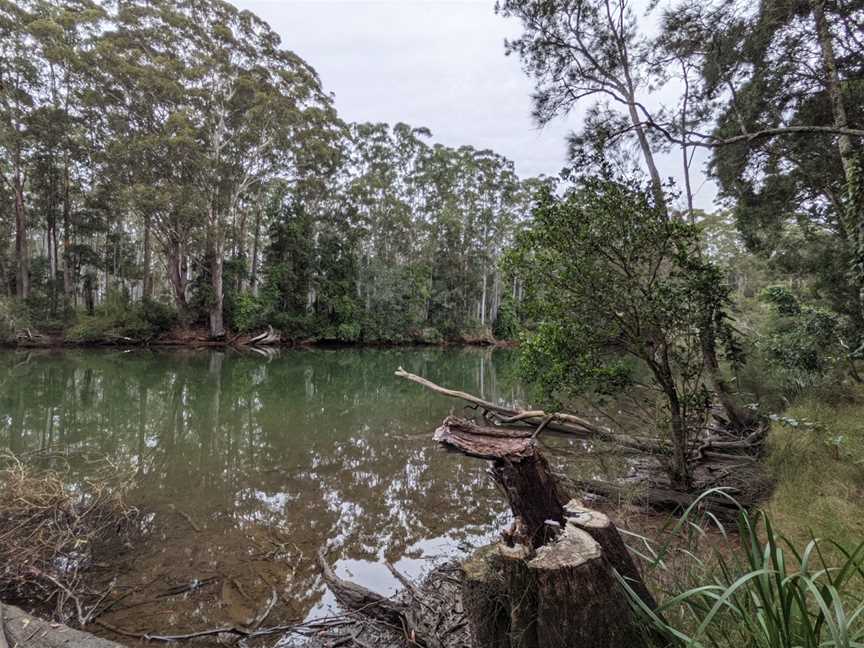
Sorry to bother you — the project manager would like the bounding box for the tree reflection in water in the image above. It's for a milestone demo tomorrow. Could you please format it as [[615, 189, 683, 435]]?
[[0, 347, 525, 632]]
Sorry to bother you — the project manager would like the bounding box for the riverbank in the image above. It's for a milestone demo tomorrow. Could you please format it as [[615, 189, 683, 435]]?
[[3, 325, 519, 350]]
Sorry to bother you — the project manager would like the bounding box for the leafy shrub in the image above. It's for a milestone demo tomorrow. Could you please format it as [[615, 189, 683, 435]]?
[[760, 285, 802, 316], [228, 292, 265, 333], [65, 292, 177, 342], [140, 298, 178, 333], [493, 298, 520, 340], [756, 287, 844, 389], [418, 327, 443, 344], [336, 322, 361, 342], [269, 312, 312, 339]]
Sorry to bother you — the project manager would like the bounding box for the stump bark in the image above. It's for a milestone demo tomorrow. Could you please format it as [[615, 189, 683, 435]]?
[[564, 501, 657, 610], [433, 414, 652, 647], [461, 515, 647, 648], [531, 526, 642, 648]]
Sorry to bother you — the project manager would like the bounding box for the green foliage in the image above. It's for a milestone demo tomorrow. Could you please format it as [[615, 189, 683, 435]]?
[[226, 292, 264, 334], [492, 296, 520, 341], [757, 288, 843, 385], [507, 173, 720, 401], [760, 287, 802, 317], [65, 290, 176, 342], [0, 297, 29, 343], [505, 169, 743, 485], [627, 494, 864, 648]]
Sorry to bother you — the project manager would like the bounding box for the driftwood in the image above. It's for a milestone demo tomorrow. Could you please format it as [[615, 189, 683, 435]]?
[[396, 368, 665, 454], [316, 549, 444, 648], [316, 548, 405, 627], [574, 478, 742, 520], [247, 325, 280, 347]]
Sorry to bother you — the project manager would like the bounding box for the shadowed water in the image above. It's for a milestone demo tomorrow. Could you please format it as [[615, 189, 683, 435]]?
[[1, 347, 559, 633]]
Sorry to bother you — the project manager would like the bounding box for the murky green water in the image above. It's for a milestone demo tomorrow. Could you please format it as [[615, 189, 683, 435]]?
[[1, 347, 565, 633]]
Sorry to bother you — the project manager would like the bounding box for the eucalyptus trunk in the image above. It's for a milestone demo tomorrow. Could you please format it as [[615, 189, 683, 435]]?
[[166, 239, 188, 312], [62, 165, 73, 305], [812, 0, 864, 321], [14, 187, 28, 299], [142, 213, 152, 300], [207, 208, 226, 338]]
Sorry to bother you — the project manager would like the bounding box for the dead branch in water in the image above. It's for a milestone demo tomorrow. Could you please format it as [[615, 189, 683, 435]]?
[[395, 367, 665, 454], [316, 549, 446, 648]]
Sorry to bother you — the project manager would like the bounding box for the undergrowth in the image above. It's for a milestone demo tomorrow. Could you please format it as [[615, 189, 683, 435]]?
[[626, 489, 864, 648]]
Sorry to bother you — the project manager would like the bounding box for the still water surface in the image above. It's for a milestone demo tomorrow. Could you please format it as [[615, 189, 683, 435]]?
[[1, 347, 582, 632]]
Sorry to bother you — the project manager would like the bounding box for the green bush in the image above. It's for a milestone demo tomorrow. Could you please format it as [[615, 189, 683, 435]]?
[[65, 293, 177, 342], [228, 292, 265, 333], [65, 315, 116, 342], [760, 286, 802, 316], [493, 298, 520, 340], [755, 287, 845, 390], [418, 327, 443, 344], [140, 299, 178, 333]]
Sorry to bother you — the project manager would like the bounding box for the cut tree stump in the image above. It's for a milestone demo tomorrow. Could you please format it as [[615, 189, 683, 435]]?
[[460, 518, 647, 648], [564, 501, 657, 610], [499, 544, 537, 648], [439, 414, 651, 647], [531, 526, 642, 648], [462, 545, 509, 648]]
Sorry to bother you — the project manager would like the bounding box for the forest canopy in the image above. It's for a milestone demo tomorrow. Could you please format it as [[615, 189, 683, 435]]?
[[0, 0, 543, 343]]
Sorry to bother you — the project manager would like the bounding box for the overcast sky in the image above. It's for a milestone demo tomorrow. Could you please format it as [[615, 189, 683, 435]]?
[[233, 0, 718, 210]]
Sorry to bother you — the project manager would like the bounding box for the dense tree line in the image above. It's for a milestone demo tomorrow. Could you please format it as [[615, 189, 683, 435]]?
[[0, 0, 540, 342]]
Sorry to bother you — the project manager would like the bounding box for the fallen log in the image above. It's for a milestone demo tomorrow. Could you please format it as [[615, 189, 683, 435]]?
[[574, 478, 743, 521], [316, 548, 405, 627], [247, 325, 280, 346], [395, 367, 666, 454]]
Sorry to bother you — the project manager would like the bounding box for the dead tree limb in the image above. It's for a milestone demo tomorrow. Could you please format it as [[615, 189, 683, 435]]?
[[395, 367, 665, 454], [316, 549, 443, 648], [316, 548, 405, 627]]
